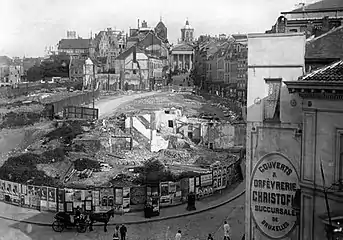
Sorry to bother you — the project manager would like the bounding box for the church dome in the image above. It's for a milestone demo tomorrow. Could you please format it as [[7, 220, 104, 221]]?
[[183, 19, 193, 30]]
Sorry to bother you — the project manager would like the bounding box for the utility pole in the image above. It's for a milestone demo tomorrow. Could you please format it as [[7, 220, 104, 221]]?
[[92, 64, 95, 109], [108, 70, 110, 92], [320, 159, 333, 240]]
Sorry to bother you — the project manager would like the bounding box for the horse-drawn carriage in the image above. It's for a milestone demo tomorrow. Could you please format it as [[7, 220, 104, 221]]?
[[52, 209, 115, 233], [52, 211, 89, 233]]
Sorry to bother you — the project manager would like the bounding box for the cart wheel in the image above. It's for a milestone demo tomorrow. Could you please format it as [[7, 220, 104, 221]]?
[[77, 221, 88, 233], [52, 220, 65, 232]]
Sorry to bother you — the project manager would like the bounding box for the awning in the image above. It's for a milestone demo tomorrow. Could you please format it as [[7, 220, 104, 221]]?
[[319, 212, 343, 229]]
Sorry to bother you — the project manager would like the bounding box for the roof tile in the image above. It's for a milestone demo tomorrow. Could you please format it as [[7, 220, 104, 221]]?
[[58, 39, 91, 49], [301, 60, 343, 81]]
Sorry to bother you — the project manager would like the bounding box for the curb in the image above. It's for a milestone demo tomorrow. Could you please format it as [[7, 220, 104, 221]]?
[[0, 190, 245, 227]]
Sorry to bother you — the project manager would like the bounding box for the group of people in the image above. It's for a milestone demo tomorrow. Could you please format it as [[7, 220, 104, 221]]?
[[112, 224, 127, 240], [173, 221, 244, 240]]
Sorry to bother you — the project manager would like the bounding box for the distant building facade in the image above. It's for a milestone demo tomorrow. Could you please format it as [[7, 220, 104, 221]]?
[[267, 0, 343, 37], [58, 36, 95, 60]]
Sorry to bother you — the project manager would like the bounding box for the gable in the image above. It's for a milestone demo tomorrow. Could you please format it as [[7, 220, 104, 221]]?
[[172, 44, 194, 52]]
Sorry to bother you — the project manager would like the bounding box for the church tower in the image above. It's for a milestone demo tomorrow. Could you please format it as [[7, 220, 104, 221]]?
[[155, 16, 168, 41], [180, 19, 194, 43]]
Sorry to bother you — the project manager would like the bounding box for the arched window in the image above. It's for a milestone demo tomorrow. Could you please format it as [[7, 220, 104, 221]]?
[[186, 32, 189, 38]]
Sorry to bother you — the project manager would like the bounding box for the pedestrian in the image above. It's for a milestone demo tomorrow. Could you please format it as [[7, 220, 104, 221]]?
[[120, 224, 127, 240], [113, 225, 120, 240], [208, 233, 214, 240], [223, 221, 231, 240], [175, 230, 182, 240]]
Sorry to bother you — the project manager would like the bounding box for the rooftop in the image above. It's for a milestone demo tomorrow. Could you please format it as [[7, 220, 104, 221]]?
[[115, 46, 145, 60], [300, 60, 343, 81], [282, 0, 343, 14], [58, 39, 92, 49], [306, 25, 343, 59]]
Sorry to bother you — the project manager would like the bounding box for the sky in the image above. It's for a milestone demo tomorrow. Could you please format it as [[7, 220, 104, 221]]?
[[0, 0, 316, 57]]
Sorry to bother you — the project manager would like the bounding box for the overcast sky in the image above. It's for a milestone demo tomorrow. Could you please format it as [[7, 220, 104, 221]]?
[[0, 0, 315, 57]]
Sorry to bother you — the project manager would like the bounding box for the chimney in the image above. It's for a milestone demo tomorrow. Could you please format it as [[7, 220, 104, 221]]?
[[133, 46, 137, 63], [138, 19, 140, 29]]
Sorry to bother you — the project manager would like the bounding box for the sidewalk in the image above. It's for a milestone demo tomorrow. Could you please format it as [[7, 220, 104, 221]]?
[[0, 180, 245, 226]]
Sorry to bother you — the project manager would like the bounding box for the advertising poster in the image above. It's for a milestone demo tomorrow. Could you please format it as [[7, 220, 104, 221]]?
[[122, 187, 130, 212], [99, 188, 109, 211], [212, 166, 225, 191], [74, 189, 82, 209], [11, 182, 19, 206], [32, 186, 41, 210], [195, 177, 200, 187], [114, 188, 123, 205], [64, 188, 74, 212], [5, 181, 12, 203], [27, 185, 34, 208], [92, 190, 100, 207], [20, 184, 29, 208], [57, 188, 65, 212], [200, 174, 213, 187], [47, 187, 57, 211], [160, 182, 170, 206], [188, 178, 195, 193], [40, 186, 48, 210], [82, 190, 93, 201], [107, 188, 114, 207], [169, 182, 176, 193], [64, 188, 74, 202], [0, 180, 4, 201]]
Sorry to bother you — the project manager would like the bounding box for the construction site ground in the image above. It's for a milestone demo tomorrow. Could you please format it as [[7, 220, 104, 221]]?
[[0, 90, 243, 189]]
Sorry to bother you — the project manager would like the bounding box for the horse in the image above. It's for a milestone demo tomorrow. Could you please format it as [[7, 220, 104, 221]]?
[[89, 209, 115, 232]]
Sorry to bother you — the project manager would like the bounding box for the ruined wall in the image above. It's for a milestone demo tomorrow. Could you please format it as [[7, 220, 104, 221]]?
[[201, 123, 245, 149], [154, 109, 182, 133]]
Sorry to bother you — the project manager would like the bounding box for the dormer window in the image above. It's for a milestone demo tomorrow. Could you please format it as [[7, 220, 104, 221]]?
[[263, 78, 281, 122]]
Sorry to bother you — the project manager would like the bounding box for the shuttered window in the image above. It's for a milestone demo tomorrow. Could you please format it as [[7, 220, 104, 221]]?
[[264, 78, 282, 121]]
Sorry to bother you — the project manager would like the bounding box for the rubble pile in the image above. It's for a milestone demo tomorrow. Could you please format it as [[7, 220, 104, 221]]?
[[0, 110, 43, 128], [74, 158, 101, 171], [0, 152, 61, 186]]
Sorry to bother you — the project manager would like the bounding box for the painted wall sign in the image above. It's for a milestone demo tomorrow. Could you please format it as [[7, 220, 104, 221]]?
[[250, 152, 299, 239]]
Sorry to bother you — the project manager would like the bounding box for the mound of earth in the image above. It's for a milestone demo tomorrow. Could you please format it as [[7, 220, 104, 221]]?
[[0, 151, 62, 186]]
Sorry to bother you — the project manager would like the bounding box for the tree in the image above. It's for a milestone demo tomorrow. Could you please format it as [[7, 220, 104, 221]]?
[[27, 66, 44, 82], [40, 55, 70, 79]]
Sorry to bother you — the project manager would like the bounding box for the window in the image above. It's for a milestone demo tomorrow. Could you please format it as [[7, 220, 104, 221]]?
[[209, 143, 213, 149], [263, 78, 281, 122], [168, 120, 173, 128], [289, 29, 298, 32], [188, 132, 193, 139]]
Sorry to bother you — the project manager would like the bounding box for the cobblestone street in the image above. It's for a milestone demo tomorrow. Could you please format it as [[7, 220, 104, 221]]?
[[4, 193, 244, 240]]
